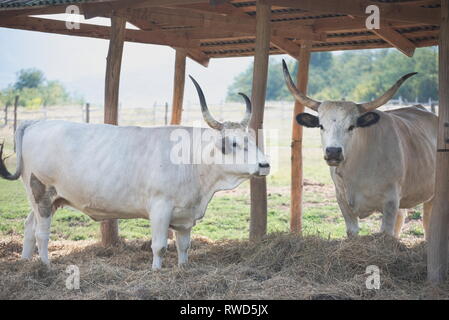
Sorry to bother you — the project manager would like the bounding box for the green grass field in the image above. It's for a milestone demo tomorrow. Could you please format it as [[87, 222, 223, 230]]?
[[0, 118, 425, 243]]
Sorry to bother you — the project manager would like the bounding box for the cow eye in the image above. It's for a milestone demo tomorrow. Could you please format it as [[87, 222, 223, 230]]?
[[348, 125, 355, 132]]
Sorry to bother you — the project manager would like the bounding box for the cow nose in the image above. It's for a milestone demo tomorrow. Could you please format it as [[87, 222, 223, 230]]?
[[325, 147, 343, 160], [259, 162, 270, 169]]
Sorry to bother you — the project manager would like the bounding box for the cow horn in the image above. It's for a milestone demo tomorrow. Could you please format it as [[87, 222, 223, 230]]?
[[238, 92, 252, 127], [189, 75, 224, 130], [359, 72, 418, 111], [282, 59, 321, 111]]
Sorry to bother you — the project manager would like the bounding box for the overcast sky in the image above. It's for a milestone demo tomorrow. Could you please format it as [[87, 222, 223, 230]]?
[[0, 15, 292, 108]]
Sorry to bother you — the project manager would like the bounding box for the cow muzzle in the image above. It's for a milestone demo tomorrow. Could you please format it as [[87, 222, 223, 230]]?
[[324, 147, 344, 166]]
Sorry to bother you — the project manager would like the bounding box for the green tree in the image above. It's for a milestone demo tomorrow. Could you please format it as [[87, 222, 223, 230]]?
[[41, 80, 70, 106], [14, 68, 45, 90], [1, 69, 84, 108], [226, 47, 438, 104]]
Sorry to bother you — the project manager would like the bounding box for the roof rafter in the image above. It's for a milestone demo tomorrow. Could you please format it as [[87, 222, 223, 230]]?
[[270, 0, 441, 25], [181, 1, 305, 58], [121, 6, 325, 41], [372, 23, 417, 57], [0, 16, 200, 47], [126, 14, 210, 66]]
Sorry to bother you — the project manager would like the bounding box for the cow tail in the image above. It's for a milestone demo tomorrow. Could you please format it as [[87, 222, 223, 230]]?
[[0, 120, 36, 180]]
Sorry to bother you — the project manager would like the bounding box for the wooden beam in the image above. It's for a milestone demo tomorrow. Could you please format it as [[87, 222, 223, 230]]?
[[270, 0, 441, 25], [170, 49, 187, 124], [125, 13, 209, 66], [271, 36, 302, 58], [0, 15, 209, 66], [0, 0, 209, 18], [321, 29, 439, 43], [428, 0, 449, 285], [171, 29, 249, 40], [0, 16, 199, 48], [372, 24, 416, 57], [101, 15, 126, 247], [124, 7, 324, 41], [82, 0, 210, 18], [218, 2, 303, 59], [290, 42, 311, 234], [249, 0, 271, 242], [185, 48, 210, 67]]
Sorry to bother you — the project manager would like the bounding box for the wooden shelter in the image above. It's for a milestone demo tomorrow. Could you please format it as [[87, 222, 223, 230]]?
[[0, 0, 447, 284]]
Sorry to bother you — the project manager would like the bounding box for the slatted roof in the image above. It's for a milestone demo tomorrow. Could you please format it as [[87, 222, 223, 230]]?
[[0, 0, 441, 65]]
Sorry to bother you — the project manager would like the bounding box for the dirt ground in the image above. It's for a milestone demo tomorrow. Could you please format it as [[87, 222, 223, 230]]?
[[1, 233, 448, 300]]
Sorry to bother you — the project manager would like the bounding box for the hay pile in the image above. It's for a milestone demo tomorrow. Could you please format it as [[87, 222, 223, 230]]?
[[0, 233, 448, 300]]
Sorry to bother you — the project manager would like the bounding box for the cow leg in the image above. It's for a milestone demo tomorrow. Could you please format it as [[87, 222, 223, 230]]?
[[175, 228, 191, 266], [21, 210, 36, 259], [150, 208, 171, 270], [423, 201, 433, 242], [393, 209, 406, 238], [343, 214, 359, 238], [380, 199, 399, 236], [34, 210, 53, 265], [336, 192, 359, 237], [29, 174, 55, 265]]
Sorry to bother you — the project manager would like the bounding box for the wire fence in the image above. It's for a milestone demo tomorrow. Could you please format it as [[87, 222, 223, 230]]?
[[0, 98, 439, 143], [0, 100, 296, 129]]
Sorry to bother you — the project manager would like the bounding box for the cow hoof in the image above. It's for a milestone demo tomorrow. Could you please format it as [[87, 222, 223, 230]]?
[[20, 255, 33, 261], [346, 232, 359, 239], [41, 260, 51, 267], [151, 262, 162, 271]]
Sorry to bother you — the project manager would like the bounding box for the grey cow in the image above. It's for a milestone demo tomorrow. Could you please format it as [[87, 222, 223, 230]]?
[[283, 60, 437, 238]]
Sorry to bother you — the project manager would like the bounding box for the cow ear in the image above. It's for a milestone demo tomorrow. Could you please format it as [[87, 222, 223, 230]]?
[[296, 113, 320, 128], [356, 112, 380, 128]]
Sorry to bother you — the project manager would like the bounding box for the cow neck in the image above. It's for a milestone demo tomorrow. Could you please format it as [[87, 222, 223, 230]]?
[[335, 126, 377, 179], [197, 164, 247, 196]]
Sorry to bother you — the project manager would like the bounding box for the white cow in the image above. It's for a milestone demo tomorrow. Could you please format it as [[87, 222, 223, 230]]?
[[283, 60, 437, 239], [0, 77, 270, 269]]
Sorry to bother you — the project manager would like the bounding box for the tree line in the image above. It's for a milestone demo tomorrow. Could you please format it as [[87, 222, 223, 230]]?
[[226, 47, 438, 103], [0, 68, 84, 108]]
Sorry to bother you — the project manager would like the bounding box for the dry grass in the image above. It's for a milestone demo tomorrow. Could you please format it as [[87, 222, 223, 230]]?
[[1, 233, 448, 300]]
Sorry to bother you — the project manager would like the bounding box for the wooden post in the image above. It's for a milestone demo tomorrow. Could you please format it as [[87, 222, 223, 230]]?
[[249, 0, 271, 241], [153, 102, 157, 125], [165, 102, 169, 125], [13, 95, 19, 135], [3, 103, 8, 127], [101, 15, 126, 247], [428, 0, 449, 285], [167, 49, 187, 241], [170, 49, 186, 125], [85, 103, 90, 123], [290, 44, 311, 234]]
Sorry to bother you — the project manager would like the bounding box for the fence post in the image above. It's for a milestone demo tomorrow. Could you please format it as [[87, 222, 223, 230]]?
[[164, 102, 168, 125], [430, 98, 436, 114], [13, 95, 19, 135], [3, 103, 8, 127], [153, 102, 157, 125], [86, 103, 90, 123], [42, 103, 47, 120]]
